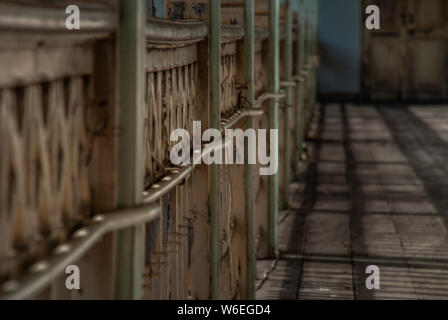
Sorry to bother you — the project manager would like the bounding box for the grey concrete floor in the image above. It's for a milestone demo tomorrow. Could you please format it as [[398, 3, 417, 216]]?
[[256, 103, 448, 300]]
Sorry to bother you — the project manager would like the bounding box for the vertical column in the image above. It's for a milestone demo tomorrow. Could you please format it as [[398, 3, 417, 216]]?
[[303, 0, 310, 125], [311, 0, 318, 116], [244, 0, 256, 300], [301, 0, 308, 69], [209, 0, 221, 300], [115, 0, 146, 299], [268, 0, 280, 257], [307, 0, 313, 63], [295, 0, 306, 178], [307, 0, 315, 124], [283, 0, 293, 209], [298, 0, 306, 69], [146, 0, 153, 17]]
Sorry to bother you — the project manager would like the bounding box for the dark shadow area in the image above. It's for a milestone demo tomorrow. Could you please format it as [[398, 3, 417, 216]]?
[[378, 106, 448, 230]]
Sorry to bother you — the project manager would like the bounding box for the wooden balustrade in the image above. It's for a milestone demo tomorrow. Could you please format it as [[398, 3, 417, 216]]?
[[0, 1, 117, 292], [0, 0, 316, 300]]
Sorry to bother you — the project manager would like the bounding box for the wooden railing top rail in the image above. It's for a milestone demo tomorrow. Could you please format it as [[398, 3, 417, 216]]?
[[221, 24, 244, 43], [145, 19, 269, 47], [146, 18, 207, 46], [0, 1, 116, 51]]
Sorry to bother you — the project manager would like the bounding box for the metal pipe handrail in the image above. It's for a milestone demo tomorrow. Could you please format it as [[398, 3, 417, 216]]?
[[292, 75, 305, 82], [142, 166, 194, 204], [142, 128, 234, 205], [221, 108, 264, 130], [0, 203, 161, 300], [280, 80, 297, 88], [254, 91, 285, 108]]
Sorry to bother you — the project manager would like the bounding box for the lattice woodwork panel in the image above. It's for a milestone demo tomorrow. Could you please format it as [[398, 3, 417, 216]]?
[[221, 43, 240, 116], [0, 77, 92, 277], [255, 44, 268, 98], [145, 62, 198, 187]]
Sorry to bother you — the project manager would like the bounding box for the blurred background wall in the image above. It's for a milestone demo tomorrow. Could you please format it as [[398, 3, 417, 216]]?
[[318, 0, 362, 95]]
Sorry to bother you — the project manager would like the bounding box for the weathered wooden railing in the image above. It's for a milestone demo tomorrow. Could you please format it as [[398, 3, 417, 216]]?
[[0, 0, 319, 300], [252, 27, 271, 259], [0, 1, 127, 299], [220, 26, 244, 116], [254, 29, 270, 99], [144, 19, 206, 187], [142, 18, 209, 300]]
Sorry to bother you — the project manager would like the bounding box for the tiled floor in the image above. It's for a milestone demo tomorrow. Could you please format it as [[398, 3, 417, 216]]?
[[256, 103, 448, 300]]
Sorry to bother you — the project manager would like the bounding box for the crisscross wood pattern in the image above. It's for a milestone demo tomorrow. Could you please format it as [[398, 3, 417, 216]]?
[[0, 77, 92, 277], [255, 40, 269, 99], [221, 42, 240, 116], [145, 48, 198, 187]]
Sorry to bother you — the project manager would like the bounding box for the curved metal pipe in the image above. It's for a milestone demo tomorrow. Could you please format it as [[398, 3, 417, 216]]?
[[280, 81, 297, 88], [142, 165, 194, 204], [0, 203, 161, 300], [222, 109, 264, 130], [142, 132, 235, 206], [254, 92, 285, 109]]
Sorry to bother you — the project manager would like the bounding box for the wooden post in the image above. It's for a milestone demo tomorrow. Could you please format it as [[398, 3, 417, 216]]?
[[115, 0, 146, 300]]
